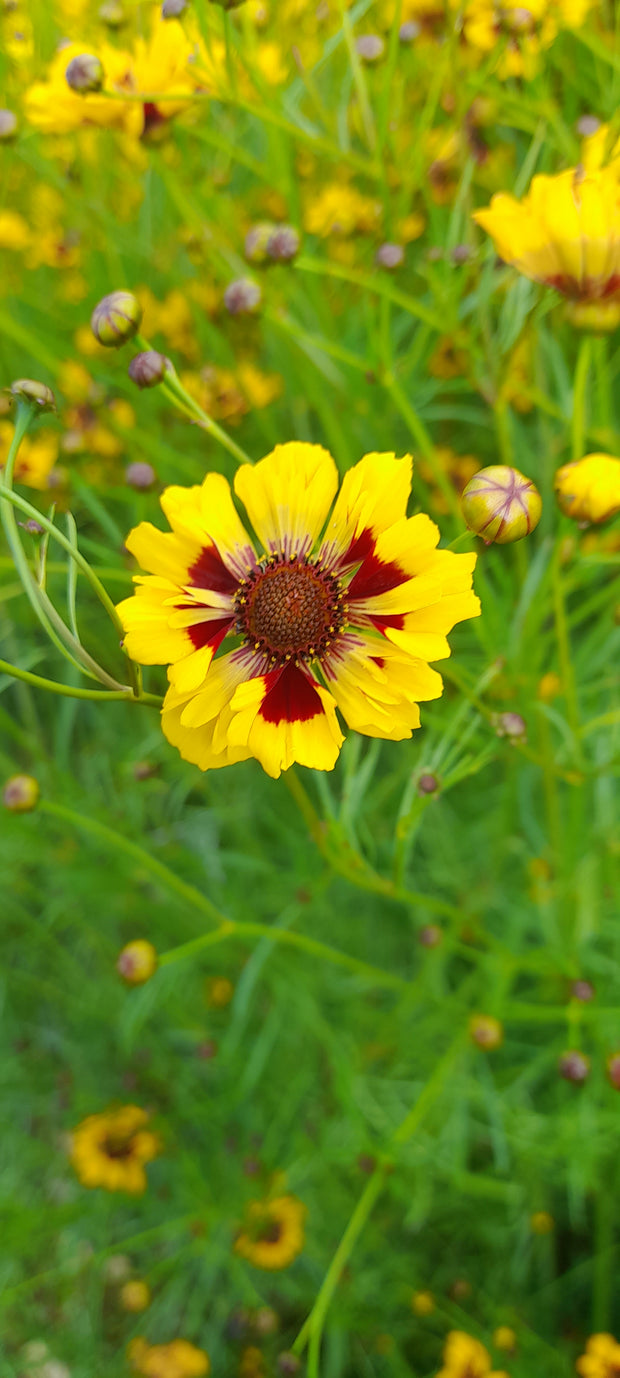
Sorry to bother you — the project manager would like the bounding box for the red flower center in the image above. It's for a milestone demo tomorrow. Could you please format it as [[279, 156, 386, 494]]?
[[236, 556, 346, 662]]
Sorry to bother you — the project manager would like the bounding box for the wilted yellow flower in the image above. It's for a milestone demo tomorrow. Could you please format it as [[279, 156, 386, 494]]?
[[235, 1194, 306, 1270], [71, 1106, 160, 1194], [554, 454, 620, 524], [474, 167, 620, 305]]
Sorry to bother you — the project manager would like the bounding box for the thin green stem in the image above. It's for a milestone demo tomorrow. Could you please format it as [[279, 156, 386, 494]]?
[[572, 335, 592, 461], [0, 658, 161, 705], [551, 541, 581, 747], [134, 334, 252, 467]]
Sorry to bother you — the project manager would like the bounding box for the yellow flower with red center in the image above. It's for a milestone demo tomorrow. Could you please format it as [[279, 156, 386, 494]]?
[[577, 1333, 620, 1377], [554, 454, 620, 525], [474, 166, 620, 305], [70, 1105, 160, 1193], [117, 443, 480, 779], [235, 1194, 306, 1270], [435, 1331, 509, 1378], [128, 1338, 210, 1378]]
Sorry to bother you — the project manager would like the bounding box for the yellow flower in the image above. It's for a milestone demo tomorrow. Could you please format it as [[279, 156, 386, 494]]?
[[530, 1210, 554, 1234], [70, 1106, 160, 1194], [117, 444, 480, 779], [435, 1330, 509, 1378], [304, 184, 382, 237], [129, 1338, 210, 1378], [0, 210, 31, 251], [120, 1279, 151, 1313], [577, 1334, 620, 1378], [0, 422, 58, 490], [235, 1194, 306, 1270], [474, 167, 620, 304], [411, 1290, 435, 1315], [554, 454, 620, 524], [462, 0, 556, 79]]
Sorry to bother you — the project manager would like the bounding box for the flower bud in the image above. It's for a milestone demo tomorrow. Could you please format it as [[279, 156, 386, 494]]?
[[119, 1279, 151, 1312], [91, 290, 142, 347], [125, 461, 157, 490], [0, 108, 17, 140], [208, 0, 246, 7], [571, 979, 594, 1003], [376, 242, 404, 270], [206, 975, 234, 1006], [223, 278, 262, 315], [418, 924, 442, 948], [607, 1052, 620, 1090], [554, 453, 620, 525], [277, 1357, 301, 1376], [162, 0, 188, 14], [411, 1290, 435, 1316], [267, 225, 301, 263], [356, 34, 385, 61], [9, 378, 55, 412], [417, 772, 439, 795], [493, 1328, 516, 1353], [492, 711, 527, 743], [128, 350, 172, 389], [244, 222, 274, 264], [461, 465, 542, 544], [65, 53, 105, 94], [469, 1013, 503, 1050], [254, 1307, 278, 1336], [116, 939, 158, 985], [399, 20, 420, 40], [576, 114, 600, 137], [530, 1211, 554, 1235], [558, 1050, 590, 1084], [99, 0, 127, 26], [2, 773, 40, 812]]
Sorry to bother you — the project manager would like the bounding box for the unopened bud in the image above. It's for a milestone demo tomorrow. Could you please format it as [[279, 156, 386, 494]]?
[[133, 759, 159, 780], [530, 1211, 554, 1235], [197, 1039, 218, 1060], [3, 774, 40, 812], [244, 222, 274, 264], [267, 225, 301, 263], [451, 244, 472, 264], [506, 5, 534, 30], [571, 979, 594, 1003], [494, 1328, 516, 1353], [277, 1356, 301, 1376], [116, 939, 158, 985], [223, 278, 262, 315], [376, 242, 404, 270], [0, 108, 17, 140], [19, 518, 45, 534], [9, 378, 55, 412], [162, 0, 188, 14], [576, 114, 600, 137], [254, 1307, 278, 1336], [99, 0, 127, 25], [125, 461, 157, 490], [128, 350, 172, 389], [554, 453, 620, 525], [411, 1290, 435, 1316], [492, 711, 527, 743], [91, 290, 142, 347], [607, 1053, 620, 1089], [399, 20, 420, 40], [461, 465, 542, 544], [469, 1013, 503, 1050], [417, 772, 439, 794], [418, 924, 442, 948], [559, 1050, 590, 1084], [119, 1279, 151, 1312], [65, 53, 105, 94], [356, 33, 385, 61]]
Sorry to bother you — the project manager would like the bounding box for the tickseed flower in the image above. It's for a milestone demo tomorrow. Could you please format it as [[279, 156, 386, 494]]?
[[235, 1194, 306, 1270], [461, 465, 542, 544], [120, 1279, 151, 1312], [435, 1331, 509, 1378], [576, 1333, 620, 1377], [70, 1106, 160, 1193], [128, 1338, 210, 1378], [117, 445, 480, 779], [474, 166, 620, 307], [554, 454, 620, 525]]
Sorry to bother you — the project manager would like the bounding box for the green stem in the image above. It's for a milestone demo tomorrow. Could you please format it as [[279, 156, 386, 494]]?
[[572, 335, 592, 461], [134, 335, 252, 467], [551, 540, 580, 747], [0, 658, 161, 705]]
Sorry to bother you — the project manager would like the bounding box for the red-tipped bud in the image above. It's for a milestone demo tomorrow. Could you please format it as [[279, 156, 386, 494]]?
[[461, 465, 542, 543]]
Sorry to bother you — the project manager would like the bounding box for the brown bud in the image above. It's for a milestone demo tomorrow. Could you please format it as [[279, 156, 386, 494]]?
[[2, 774, 40, 812], [65, 53, 105, 94], [417, 772, 439, 794], [558, 1050, 590, 1084], [128, 350, 172, 389]]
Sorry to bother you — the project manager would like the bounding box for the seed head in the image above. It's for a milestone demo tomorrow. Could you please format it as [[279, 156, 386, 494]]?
[[267, 225, 301, 262], [2, 773, 40, 813], [65, 53, 105, 94], [128, 350, 172, 389], [9, 378, 55, 412], [116, 939, 158, 985], [91, 290, 143, 347], [119, 1279, 151, 1312], [469, 1013, 503, 1050], [461, 465, 542, 543], [224, 277, 262, 315], [0, 108, 17, 140], [125, 461, 157, 490], [558, 1050, 590, 1084]]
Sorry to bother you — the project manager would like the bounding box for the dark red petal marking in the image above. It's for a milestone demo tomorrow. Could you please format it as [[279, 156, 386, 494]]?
[[143, 102, 166, 132], [347, 547, 409, 600], [260, 662, 325, 725], [185, 615, 234, 652], [368, 613, 405, 632], [188, 545, 239, 595], [338, 527, 374, 569]]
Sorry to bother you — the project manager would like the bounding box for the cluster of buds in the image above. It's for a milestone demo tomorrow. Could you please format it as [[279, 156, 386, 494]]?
[[244, 223, 301, 265]]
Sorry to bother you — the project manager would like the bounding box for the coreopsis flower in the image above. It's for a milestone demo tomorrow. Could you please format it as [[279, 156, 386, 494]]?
[[576, 1333, 620, 1377], [128, 1338, 210, 1378], [117, 444, 480, 779], [435, 1331, 508, 1378], [235, 1194, 306, 1270], [0, 421, 58, 490], [474, 167, 620, 307], [554, 454, 620, 524], [70, 1106, 160, 1193]]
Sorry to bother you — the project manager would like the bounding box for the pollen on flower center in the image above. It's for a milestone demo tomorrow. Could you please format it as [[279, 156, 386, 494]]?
[[235, 556, 346, 661]]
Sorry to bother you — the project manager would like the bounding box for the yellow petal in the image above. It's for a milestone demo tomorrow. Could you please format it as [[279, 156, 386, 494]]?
[[234, 442, 338, 557]]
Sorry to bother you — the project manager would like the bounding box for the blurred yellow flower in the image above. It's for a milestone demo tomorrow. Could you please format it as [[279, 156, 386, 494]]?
[[71, 1105, 160, 1194], [129, 1338, 210, 1378], [304, 184, 382, 237], [0, 211, 31, 252], [435, 1331, 509, 1377], [235, 1194, 306, 1270], [577, 1333, 620, 1377], [554, 454, 620, 524], [530, 1210, 554, 1234], [0, 422, 58, 490]]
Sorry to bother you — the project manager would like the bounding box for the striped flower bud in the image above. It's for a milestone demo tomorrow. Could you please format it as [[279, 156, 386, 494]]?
[[9, 379, 55, 411], [554, 453, 620, 525], [128, 350, 172, 389], [223, 278, 262, 315], [91, 291, 142, 347], [461, 465, 542, 544], [65, 53, 105, 94]]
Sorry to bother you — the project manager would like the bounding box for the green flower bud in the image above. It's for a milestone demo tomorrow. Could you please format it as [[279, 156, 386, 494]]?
[[128, 350, 172, 389], [461, 465, 542, 544], [91, 291, 143, 347], [2, 773, 40, 813], [65, 53, 105, 94], [0, 108, 17, 140], [9, 379, 56, 412]]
